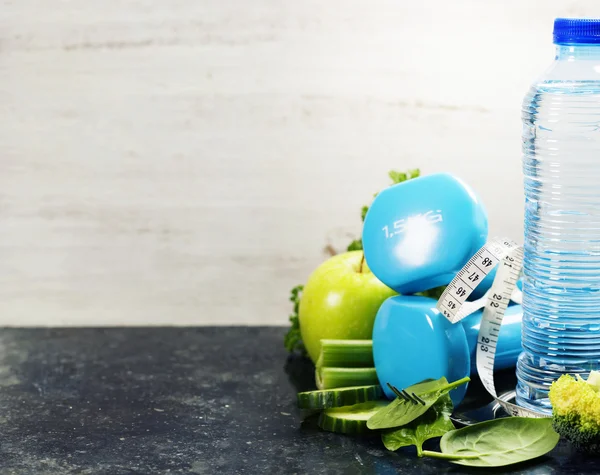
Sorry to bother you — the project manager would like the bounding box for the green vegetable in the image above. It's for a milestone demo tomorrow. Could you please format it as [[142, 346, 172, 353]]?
[[283, 169, 424, 353], [416, 285, 447, 300], [586, 370, 600, 388], [381, 393, 454, 455], [549, 371, 600, 454], [313, 341, 377, 391], [388, 169, 421, 185], [318, 400, 389, 435], [346, 239, 363, 251], [422, 417, 559, 467], [360, 205, 369, 222], [297, 385, 383, 410], [315, 367, 379, 390], [316, 339, 374, 368], [367, 376, 469, 430], [283, 285, 306, 356]]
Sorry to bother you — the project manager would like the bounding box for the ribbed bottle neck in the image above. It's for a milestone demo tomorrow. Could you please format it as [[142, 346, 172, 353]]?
[[556, 44, 600, 60]]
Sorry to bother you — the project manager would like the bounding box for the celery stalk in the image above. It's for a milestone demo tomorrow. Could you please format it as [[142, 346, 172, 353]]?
[[317, 339, 374, 368], [315, 367, 379, 390]]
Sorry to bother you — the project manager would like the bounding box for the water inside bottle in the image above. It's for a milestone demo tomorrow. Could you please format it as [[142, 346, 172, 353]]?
[[517, 80, 600, 413]]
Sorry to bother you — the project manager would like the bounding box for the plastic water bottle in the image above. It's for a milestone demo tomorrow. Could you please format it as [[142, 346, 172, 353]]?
[[516, 18, 600, 413]]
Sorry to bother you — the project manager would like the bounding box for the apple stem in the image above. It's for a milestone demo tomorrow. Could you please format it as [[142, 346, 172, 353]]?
[[359, 253, 365, 273]]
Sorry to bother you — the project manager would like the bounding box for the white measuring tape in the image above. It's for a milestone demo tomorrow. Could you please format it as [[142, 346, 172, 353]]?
[[436, 237, 549, 418]]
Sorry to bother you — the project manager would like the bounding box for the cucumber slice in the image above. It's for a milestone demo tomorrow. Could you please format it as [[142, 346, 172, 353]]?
[[297, 385, 383, 410], [318, 400, 389, 435]]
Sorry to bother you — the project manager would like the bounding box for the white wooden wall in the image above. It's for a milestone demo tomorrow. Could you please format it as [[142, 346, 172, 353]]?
[[1, 1, 598, 325]]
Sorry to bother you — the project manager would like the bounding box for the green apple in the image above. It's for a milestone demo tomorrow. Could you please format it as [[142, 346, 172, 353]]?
[[299, 250, 397, 363]]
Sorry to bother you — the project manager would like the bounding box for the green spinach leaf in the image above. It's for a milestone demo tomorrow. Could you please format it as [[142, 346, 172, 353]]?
[[382, 392, 454, 455], [366, 376, 469, 430], [422, 417, 559, 467], [346, 239, 363, 251], [283, 285, 306, 355]]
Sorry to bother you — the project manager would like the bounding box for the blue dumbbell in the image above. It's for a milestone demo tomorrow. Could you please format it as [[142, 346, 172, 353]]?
[[372, 295, 522, 406], [363, 173, 488, 294]]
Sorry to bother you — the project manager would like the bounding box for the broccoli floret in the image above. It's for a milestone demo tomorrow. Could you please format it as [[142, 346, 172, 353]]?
[[549, 371, 600, 453]]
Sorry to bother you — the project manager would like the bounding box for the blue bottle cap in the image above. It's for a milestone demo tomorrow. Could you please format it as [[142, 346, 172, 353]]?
[[554, 18, 600, 45], [372, 295, 470, 406]]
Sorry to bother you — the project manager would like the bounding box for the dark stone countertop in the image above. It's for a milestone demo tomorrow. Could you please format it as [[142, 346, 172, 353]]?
[[0, 327, 595, 474]]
